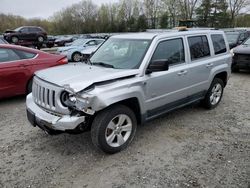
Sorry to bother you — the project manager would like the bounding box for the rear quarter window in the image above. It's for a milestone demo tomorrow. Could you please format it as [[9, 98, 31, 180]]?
[[188, 35, 210, 60], [211, 34, 227, 55], [14, 50, 37, 59]]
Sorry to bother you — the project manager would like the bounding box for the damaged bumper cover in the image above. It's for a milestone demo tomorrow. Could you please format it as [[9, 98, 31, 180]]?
[[26, 94, 86, 132]]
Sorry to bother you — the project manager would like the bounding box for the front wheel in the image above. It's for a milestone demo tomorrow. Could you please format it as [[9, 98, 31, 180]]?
[[202, 78, 224, 109], [72, 52, 82, 62], [37, 36, 45, 42], [11, 36, 19, 43], [91, 105, 137, 154]]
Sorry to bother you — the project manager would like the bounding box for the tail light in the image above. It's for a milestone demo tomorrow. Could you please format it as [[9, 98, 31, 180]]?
[[57, 57, 68, 65]]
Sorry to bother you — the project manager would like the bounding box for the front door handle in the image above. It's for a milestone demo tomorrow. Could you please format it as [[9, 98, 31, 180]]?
[[178, 70, 188, 76], [206, 63, 214, 68]]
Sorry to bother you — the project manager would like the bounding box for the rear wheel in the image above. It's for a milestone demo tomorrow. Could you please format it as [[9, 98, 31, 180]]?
[[11, 36, 19, 43], [72, 52, 82, 62], [202, 78, 224, 109], [91, 105, 137, 154]]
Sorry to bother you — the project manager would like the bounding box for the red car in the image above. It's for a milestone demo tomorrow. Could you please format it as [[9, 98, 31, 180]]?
[[0, 44, 68, 99]]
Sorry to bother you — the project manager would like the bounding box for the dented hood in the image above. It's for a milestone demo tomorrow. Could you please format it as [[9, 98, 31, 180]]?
[[35, 63, 139, 92]]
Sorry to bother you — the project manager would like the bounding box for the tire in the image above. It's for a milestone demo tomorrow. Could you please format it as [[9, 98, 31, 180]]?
[[27, 79, 33, 94], [37, 36, 44, 42], [202, 78, 224, 109], [72, 52, 82, 62], [11, 36, 19, 43], [232, 65, 239, 73], [91, 105, 137, 154]]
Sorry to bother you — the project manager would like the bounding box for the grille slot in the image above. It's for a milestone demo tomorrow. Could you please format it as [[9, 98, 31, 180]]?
[[31, 76, 70, 115]]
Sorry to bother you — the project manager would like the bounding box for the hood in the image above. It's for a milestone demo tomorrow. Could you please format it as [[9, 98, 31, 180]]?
[[35, 63, 139, 92], [4, 29, 17, 34], [57, 46, 74, 52], [58, 46, 83, 52], [233, 44, 250, 54]]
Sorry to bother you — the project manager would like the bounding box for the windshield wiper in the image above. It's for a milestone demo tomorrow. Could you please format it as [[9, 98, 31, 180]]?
[[92, 62, 114, 68]]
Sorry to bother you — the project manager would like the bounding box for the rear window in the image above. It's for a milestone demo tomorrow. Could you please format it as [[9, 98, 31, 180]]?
[[188, 36, 210, 60], [211, 34, 227, 55]]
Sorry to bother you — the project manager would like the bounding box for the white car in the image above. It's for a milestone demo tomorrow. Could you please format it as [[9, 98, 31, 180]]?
[[81, 43, 103, 61]]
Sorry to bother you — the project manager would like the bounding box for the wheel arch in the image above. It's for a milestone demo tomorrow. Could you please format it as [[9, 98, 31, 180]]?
[[214, 71, 228, 87]]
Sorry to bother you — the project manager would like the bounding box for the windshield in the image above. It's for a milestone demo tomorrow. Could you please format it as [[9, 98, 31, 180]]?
[[243, 38, 250, 45], [90, 38, 151, 69], [225, 33, 239, 43], [14, 27, 22, 31], [71, 39, 86, 46]]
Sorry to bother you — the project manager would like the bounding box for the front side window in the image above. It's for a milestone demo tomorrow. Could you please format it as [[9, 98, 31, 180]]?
[[151, 38, 185, 66], [90, 38, 151, 69], [0, 48, 20, 63], [188, 36, 210, 60], [86, 40, 96, 46], [211, 34, 227, 55]]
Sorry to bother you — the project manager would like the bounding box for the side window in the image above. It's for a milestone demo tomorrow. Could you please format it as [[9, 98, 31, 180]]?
[[20, 27, 29, 33], [96, 40, 104, 45], [15, 50, 37, 59], [211, 34, 227, 55], [151, 38, 185, 66], [86, 40, 96, 46], [0, 48, 21, 63], [188, 36, 210, 60]]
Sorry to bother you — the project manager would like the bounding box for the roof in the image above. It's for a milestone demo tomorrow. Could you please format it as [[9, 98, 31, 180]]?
[[111, 30, 224, 40]]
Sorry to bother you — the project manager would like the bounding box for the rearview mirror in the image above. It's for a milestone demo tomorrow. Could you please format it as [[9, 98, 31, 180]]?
[[146, 59, 169, 74]]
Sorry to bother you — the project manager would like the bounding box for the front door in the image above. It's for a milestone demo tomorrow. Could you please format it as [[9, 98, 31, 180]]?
[[144, 37, 190, 119]]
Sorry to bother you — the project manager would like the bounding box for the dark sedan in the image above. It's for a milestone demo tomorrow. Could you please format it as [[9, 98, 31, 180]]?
[[0, 44, 67, 99], [231, 37, 250, 72]]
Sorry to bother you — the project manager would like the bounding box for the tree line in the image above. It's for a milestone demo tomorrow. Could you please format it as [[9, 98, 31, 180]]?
[[0, 0, 250, 35]]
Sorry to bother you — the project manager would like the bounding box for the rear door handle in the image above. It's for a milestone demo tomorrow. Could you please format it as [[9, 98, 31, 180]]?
[[178, 70, 188, 76], [206, 63, 213, 68]]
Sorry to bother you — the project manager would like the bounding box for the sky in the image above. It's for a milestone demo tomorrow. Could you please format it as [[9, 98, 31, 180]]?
[[0, 0, 118, 19]]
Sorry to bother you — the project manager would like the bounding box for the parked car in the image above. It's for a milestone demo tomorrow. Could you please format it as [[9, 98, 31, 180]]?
[[54, 36, 78, 47], [231, 37, 250, 72], [57, 38, 105, 62], [3, 26, 47, 44], [80, 42, 104, 61], [0, 44, 67, 99], [26, 30, 231, 153], [0, 36, 8, 44], [225, 31, 249, 49], [43, 35, 56, 48]]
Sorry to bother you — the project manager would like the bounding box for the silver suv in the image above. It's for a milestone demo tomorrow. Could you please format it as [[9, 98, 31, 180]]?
[[26, 30, 232, 153]]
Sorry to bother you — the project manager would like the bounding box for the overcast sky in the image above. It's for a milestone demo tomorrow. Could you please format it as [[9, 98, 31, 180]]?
[[0, 0, 118, 19]]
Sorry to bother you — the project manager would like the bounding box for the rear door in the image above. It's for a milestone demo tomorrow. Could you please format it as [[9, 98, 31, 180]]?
[[185, 35, 213, 96], [0, 48, 33, 98]]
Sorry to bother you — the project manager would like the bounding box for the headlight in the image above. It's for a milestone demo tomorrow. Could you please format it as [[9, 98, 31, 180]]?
[[60, 91, 95, 115], [230, 49, 234, 56]]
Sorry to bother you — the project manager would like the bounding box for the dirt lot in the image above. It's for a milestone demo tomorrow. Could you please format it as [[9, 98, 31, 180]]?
[[0, 73, 249, 188]]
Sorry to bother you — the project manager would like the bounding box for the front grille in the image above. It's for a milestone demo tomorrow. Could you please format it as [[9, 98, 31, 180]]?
[[32, 76, 70, 115], [33, 80, 56, 110]]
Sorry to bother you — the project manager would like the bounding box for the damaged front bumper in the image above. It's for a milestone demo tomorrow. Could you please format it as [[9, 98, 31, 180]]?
[[26, 94, 86, 134]]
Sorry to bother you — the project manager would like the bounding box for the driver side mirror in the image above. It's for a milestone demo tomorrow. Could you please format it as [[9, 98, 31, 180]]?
[[146, 59, 169, 74]]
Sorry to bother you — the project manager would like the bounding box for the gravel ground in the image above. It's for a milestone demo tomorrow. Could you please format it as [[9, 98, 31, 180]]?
[[0, 73, 249, 188]]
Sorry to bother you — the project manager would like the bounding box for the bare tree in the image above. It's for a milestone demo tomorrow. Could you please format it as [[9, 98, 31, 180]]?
[[228, 0, 250, 26], [178, 0, 199, 20]]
